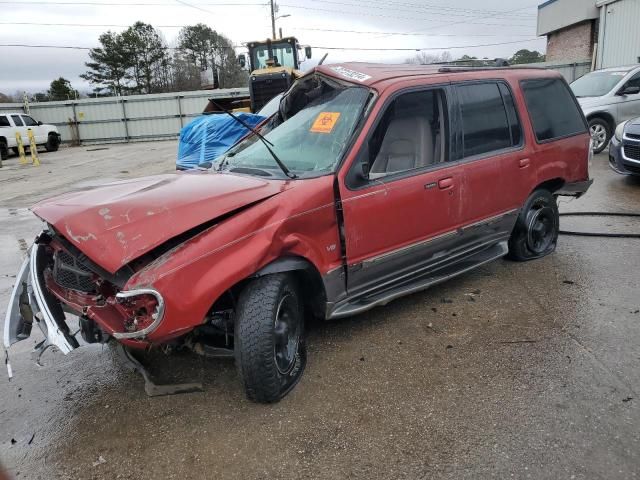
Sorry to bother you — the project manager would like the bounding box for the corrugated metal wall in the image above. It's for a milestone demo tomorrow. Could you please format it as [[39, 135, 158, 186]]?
[[597, 0, 640, 68], [0, 88, 248, 145]]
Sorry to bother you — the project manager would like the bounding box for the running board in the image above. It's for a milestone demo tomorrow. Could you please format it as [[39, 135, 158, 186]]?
[[328, 241, 508, 319]]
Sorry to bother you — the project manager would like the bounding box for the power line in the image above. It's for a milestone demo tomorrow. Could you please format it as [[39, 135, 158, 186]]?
[[311, 38, 543, 52], [0, 0, 266, 4], [0, 21, 542, 37], [276, 3, 536, 25], [305, 0, 534, 18], [0, 37, 544, 52], [301, 0, 534, 20]]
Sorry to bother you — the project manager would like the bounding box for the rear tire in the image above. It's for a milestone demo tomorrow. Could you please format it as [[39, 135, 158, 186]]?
[[0, 139, 7, 161], [235, 273, 306, 403], [45, 133, 59, 152], [588, 117, 611, 154], [507, 189, 559, 261]]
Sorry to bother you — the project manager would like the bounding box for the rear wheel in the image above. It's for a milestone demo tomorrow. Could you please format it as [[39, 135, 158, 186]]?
[[0, 139, 7, 160], [588, 118, 611, 154], [235, 273, 306, 403], [507, 189, 559, 261], [45, 133, 59, 152]]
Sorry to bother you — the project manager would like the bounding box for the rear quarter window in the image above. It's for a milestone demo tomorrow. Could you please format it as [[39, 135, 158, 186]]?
[[521, 78, 587, 142]]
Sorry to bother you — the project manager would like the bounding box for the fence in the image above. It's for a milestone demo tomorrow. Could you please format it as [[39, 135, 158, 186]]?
[[0, 88, 249, 145], [524, 61, 592, 83]]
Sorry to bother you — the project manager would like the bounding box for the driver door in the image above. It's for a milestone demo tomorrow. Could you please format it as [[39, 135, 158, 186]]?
[[337, 86, 464, 297]]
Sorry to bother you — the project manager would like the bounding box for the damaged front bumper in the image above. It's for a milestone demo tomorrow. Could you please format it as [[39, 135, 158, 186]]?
[[4, 243, 79, 377]]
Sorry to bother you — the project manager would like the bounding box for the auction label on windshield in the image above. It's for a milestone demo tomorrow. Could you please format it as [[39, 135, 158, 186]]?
[[311, 112, 341, 134]]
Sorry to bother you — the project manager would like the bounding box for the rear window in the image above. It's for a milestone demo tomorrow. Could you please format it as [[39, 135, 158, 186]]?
[[457, 82, 514, 158], [521, 78, 586, 142], [0, 116, 9, 127]]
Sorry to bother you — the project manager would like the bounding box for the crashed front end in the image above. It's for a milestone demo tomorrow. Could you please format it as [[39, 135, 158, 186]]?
[[4, 229, 163, 377]]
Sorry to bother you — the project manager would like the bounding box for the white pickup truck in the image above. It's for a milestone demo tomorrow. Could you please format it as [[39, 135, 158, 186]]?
[[0, 112, 61, 160]]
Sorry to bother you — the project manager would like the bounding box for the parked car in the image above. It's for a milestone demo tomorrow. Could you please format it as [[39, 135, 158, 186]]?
[[570, 65, 640, 153], [0, 113, 61, 160], [4, 64, 592, 403], [609, 117, 640, 176]]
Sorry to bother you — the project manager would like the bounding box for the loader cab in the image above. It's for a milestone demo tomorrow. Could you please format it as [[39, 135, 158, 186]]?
[[239, 37, 312, 113]]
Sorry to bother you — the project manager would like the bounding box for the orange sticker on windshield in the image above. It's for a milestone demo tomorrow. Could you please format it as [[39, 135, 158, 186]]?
[[310, 112, 341, 134]]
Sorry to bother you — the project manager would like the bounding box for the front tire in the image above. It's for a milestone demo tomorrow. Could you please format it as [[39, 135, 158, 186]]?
[[588, 118, 611, 154], [507, 189, 559, 261], [235, 273, 306, 403], [45, 133, 59, 152]]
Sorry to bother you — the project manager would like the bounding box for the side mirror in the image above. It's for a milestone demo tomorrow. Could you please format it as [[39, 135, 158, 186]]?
[[619, 85, 640, 96], [304, 46, 312, 59], [357, 161, 370, 180], [238, 54, 246, 69], [37, 121, 43, 126]]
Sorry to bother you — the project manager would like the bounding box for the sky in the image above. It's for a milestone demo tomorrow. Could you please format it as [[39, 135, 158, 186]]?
[[0, 0, 546, 94]]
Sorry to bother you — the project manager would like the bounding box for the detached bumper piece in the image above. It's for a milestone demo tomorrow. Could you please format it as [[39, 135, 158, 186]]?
[[4, 243, 79, 378]]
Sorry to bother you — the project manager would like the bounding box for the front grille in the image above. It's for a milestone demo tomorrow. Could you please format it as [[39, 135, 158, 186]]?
[[623, 144, 640, 161], [623, 163, 640, 175], [53, 250, 96, 293], [250, 74, 290, 112], [626, 133, 640, 140]]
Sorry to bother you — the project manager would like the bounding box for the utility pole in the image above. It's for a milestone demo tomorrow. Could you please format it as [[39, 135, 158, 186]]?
[[270, 0, 276, 39]]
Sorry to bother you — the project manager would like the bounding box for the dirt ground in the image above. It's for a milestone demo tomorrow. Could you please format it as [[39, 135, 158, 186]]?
[[0, 143, 639, 479]]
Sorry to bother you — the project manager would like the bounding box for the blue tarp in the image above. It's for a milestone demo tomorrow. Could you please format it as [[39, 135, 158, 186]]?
[[176, 112, 265, 170]]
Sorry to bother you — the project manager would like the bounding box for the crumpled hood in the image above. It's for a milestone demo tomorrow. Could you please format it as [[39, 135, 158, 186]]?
[[32, 171, 290, 273]]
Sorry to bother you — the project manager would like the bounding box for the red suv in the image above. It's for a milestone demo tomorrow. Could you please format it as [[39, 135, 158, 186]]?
[[5, 63, 591, 402]]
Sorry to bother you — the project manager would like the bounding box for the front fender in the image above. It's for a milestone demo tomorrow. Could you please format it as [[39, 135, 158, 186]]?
[[126, 175, 342, 342]]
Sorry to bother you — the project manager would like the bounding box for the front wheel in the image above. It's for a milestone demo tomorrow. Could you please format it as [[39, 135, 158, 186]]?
[[507, 189, 559, 262], [588, 118, 611, 154], [235, 273, 306, 403]]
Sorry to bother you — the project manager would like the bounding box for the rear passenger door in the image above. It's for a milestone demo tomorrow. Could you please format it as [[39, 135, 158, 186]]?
[[453, 81, 525, 245]]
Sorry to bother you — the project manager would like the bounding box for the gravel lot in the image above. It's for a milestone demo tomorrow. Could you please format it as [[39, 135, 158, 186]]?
[[1, 142, 639, 479]]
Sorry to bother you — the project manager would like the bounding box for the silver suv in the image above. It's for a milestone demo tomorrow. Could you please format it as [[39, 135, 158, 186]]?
[[570, 65, 640, 153]]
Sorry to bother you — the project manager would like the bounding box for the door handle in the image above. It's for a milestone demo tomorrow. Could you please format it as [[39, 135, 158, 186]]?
[[519, 158, 530, 168], [438, 177, 454, 189]]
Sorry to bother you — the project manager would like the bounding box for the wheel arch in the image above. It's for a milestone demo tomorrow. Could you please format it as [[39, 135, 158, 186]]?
[[532, 177, 565, 195], [252, 256, 327, 319], [586, 112, 616, 132]]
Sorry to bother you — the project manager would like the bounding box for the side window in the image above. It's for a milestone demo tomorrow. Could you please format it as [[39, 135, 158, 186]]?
[[21, 115, 38, 127], [498, 83, 522, 146], [457, 82, 512, 158], [0, 116, 9, 127], [521, 78, 587, 142], [625, 72, 640, 90], [11, 115, 24, 126], [364, 89, 447, 179]]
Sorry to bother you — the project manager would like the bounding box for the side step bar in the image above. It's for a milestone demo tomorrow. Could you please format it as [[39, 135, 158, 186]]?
[[329, 241, 508, 319]]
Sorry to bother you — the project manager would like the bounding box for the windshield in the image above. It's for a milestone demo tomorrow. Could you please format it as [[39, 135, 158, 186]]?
[[251, 42, 296, 69], [570, 70, 629, 97], [216, 74, 370, 178]]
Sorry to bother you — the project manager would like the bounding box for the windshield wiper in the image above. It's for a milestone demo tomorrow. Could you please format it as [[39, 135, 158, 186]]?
[[207, 98, 297, 179]]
